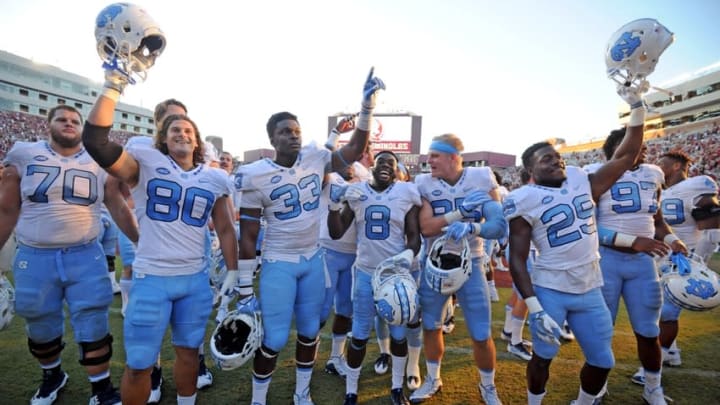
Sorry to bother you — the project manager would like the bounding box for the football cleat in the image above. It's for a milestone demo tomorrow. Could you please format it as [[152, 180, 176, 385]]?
[[631, 367, 646, 386], [343, 393, 358, 405], [88, 385, 121, 405], [479, 383, 503, 405], [292, 386, 314, 405], [197, 355, 213, 389], [31, 370, 69, 405], [662, 349, 681, 367], [324, 356, 348, 378], [374, 353, 390, 375], [391, 388, 411, 405], [442, 316, 456, 335], [643, 385, 669, 405], [409, 375, 442, 403], [147, 366, 162, 403], [407, 375, 421, 391], [507, 342, 532, 361]]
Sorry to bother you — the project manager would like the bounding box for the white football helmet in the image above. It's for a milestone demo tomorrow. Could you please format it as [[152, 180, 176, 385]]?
[[660, 253, 720, 311], [210, 310, 263, 370], [0, 276, 15, 331], [605, 18, 674, 87], [425, 236, 471, 295], [372, 250, 419, 326], [95, 3, 166, 83]]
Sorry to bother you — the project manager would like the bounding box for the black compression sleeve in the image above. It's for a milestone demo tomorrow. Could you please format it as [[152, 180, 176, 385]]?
[[82, 122, 124, 168]]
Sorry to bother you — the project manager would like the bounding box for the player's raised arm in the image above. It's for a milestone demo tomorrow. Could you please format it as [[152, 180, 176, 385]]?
[[333, 67, 385, 172]]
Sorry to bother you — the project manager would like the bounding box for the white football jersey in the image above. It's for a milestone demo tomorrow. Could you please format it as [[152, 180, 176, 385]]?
[[235, 142, 331, 262], [348, 181, 421, 274], [590, 163, 665, 238], [4, 141, 107, 248], [320, 172, 358, 254], [415, 167, 498, 258], [661, 175, 719, 249], [127, 145, 234, 276], [504, 166, 602, 293]]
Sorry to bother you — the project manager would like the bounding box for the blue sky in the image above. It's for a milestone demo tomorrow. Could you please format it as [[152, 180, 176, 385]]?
[[1, 0, 718, 163]]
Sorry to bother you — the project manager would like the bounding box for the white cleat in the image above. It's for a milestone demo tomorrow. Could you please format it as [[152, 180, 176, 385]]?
[[479, 383, 503, 405], [409, 375, 442, 403]]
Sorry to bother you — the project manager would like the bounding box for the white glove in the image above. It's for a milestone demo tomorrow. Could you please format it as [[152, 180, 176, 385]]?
[[236, 294, 259, 315], [526, 297, 561, 346], [443, 222, 479, 241], [329, 185, 348, 211], [343, 186, 365, 202], [219, 270, 239, 299], [617, 79, 649, 109]]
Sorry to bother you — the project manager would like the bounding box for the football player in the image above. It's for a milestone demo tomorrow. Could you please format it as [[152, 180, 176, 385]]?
[[327, 150, 422, 405], [630, 150, 719, 385], [411, 133, 507, 405], [505, 81, 649, 404], [233, 68, 383, 405], [589, 131, 687, 404], [82, 68, 238, 405], [0, 104, 138, 405]]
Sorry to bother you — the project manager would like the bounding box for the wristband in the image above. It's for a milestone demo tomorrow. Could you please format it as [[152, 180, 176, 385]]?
[[525, 296, 543, 314], [357, 109, 372, 131], [470, 223, 482, 236], [614, 233, 637, 248], [628, 106, 646, 127], [237, 259, 256, 296], [101, 86, 120, 103], [325, 129, 340, 151], [443, 210, 464, 224], [663, 233, 680, 245]]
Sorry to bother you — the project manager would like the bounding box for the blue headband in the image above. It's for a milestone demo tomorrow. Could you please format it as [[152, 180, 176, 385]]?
[[429, 141, 459, 155]]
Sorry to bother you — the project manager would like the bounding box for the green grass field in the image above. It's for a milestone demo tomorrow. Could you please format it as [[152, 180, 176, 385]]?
[[0, 255, 718, 404]]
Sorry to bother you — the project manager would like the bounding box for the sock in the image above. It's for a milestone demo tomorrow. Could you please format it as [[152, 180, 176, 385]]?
[[89, 373, 111, 394], [40, 359, 61, 370], [391, 355, 407, 389], [503, 305, 513, 334], [120, 278, 132, 313], [177, 393, 197, 404], [528, 390, 546, 405], [377, 337, 390, 355], [478, 368, 495, 387], [406, 344, 421, 378], [295, 367, 312, 397], [426, 360, 440, 381], [575, 387, 596, 405], [644, 369, 661, 391], [511, 315, 526, 345], [330, 333, 347, 358], [345, 365, 361, 395], [669, 340, 679, 351], [251, 376, 271, 405], [108, 270, 117, 281]]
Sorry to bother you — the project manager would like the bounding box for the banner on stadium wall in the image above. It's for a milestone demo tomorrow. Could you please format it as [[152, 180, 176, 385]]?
[[337, 116, 412, 153]]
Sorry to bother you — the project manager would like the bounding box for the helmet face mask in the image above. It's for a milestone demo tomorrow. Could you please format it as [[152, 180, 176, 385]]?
[[372, 254, 419, 326], [95, 3, 166, 83], [0, 276, 15, 331], [660, 253, 720, 311], [605, 18, 674, 87], [210, 310, 263, 370], [424, 236, 471, 296]]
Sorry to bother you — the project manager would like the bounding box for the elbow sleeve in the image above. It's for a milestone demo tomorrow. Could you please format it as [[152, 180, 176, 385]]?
[[82, 122, 124, 168]]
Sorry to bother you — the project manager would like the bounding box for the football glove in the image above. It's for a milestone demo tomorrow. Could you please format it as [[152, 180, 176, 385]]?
[[343, 186, 365, 202], [329, 185, 348, 211], [460, 191, 492, 213], [102, 58, 133, 94], [219, 270, 239, 299], [361, 67, 386, 111], [526, 297, 561, 346], [617, 79, 649, 109], [443, 222, 478, 241], [236, 294, 260, 315]]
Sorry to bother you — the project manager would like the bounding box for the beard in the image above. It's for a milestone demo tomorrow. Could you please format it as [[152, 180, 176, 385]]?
[[50, 128, 81, 149]]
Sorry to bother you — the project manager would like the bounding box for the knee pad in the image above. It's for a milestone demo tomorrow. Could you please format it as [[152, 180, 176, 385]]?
[[296, 335, 319, 368], [28, 336, 64, 360], [78, 334, 114, 366], [106, 256, 116, 273], [253, 344, 278, 379], [349, 337, 368, 352]]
